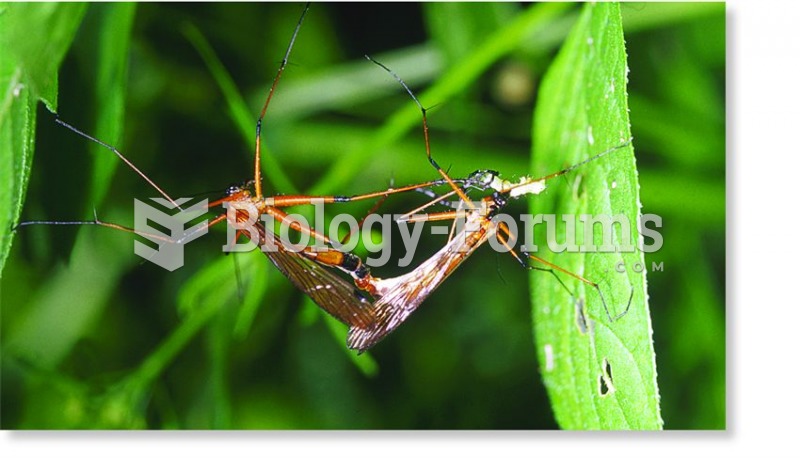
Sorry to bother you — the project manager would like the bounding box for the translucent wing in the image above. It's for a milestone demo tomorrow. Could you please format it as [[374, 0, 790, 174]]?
[[256, 223, 375, 329], [347, 215, 496, 351]]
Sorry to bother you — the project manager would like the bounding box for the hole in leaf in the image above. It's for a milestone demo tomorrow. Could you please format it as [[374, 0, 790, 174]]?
[[599, 374, 610, 396], [575, 297, 593, 336], [598, 358, 615, 397]]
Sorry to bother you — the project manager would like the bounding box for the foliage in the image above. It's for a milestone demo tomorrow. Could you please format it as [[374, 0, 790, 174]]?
[[0, 2, 87, 273], [531, 3, 660, 429], [0, 2, 724, 429]]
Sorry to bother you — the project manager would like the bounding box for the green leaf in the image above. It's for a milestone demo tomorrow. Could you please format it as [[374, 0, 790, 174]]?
[[530, 3, 662, 429], [0, 2, 87, 109], [0, 2, 87, 275], [86, 2, 137, 208]]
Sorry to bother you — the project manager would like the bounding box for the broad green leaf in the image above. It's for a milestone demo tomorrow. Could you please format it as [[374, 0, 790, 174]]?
[[0, 57, 35, 277], [0, 2, 87, 109], [530, 3, 662, 429], [0, 2, 87, 275]]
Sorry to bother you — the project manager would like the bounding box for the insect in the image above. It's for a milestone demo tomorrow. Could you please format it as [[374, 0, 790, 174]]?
[[346, 150, 633, 351], [343, 59, 634, 351], [12, 3, 462, 333], [13, 4, 631, 353]]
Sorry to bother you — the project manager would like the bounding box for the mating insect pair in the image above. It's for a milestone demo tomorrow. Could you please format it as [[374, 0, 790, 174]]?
[[16, 3, 632, 353]]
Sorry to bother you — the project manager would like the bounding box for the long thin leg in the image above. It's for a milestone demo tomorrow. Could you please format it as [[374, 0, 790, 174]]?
[[399, 210, 467, 224], [341, 193, 389, 244], [408, 140, 633, 199], [496, 222, 633, 323], [267, 177, 471, 208], [396, 188, 461, 222], [15, 211, 229, 246], [384, 194, 631, 323], [524, 250, 633, 323], [413, 186, 466, 210], [262, 206, 332, 245], [54, 117, 180, 210], [176, 213, 228, 244], [535, 138, 633, 183], [365, 55, 474, 210], [494, 229, 573, 297], [253, 2, 310, 199]]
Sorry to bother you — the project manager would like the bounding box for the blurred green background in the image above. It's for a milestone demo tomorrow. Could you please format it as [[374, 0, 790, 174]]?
[[0, 2, 724, 429]]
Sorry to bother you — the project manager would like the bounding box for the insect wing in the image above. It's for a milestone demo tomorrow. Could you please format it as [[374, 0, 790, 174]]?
[[347, 215, 496, 351], [256, 223, 374, 329]]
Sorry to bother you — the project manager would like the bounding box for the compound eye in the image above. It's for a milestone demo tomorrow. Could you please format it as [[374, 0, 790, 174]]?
[[469, 169, 498, 188], [485, 170, 499, 181], [226, 185, 240, 196]]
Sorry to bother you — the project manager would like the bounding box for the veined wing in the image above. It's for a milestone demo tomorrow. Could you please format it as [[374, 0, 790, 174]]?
[[255, 223, 375, 329], [347, 213, 497, 351]]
